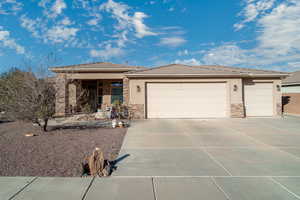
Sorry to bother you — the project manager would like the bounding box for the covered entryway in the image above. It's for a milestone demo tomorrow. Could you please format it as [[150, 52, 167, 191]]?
[[244, 82, 274, 116], [146, 83, 228, 118]]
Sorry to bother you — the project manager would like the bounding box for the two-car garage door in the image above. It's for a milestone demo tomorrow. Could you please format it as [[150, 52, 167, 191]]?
[[147, 83, 228, 118], [146, 82, 274, 118]]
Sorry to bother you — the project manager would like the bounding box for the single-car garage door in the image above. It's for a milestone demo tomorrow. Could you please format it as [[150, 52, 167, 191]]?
[[244, 82, 274, 116], [146, 83, 228, 118]]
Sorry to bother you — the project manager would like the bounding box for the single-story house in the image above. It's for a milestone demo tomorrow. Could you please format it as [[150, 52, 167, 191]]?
[[50, 62, 288, 119], [282, 70, 300, 115]]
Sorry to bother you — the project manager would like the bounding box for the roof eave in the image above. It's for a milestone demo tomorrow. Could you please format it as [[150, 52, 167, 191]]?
[[125, 73, 289, 78], [49, 67, 138, 73], [282, 82, 300, 86]]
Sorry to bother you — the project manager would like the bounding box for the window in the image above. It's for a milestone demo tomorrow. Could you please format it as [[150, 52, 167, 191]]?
[[111, 81, 123, 104], [111, 81, 123, 87]]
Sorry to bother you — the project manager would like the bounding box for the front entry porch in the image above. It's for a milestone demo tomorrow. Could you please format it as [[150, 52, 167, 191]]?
[[75, 79, 124, 113], [55, 75, 129, 116]]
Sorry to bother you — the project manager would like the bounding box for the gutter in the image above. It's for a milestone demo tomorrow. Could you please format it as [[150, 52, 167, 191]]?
[[282, 83, 300, 86]]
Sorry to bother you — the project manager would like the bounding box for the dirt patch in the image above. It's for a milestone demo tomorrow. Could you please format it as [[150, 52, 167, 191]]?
[[0, 121, 127, 177]]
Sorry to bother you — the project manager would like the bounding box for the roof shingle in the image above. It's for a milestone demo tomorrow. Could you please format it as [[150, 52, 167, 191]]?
[[127, 64, 288, 76], [282, 70, 300, 84], [49, 62, 144, 72]]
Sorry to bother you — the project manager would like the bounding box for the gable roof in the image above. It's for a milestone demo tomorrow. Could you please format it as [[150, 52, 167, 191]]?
[[126, 64, 289, 78], [49, 62, 144, 73], [282, 70, 300, 85]]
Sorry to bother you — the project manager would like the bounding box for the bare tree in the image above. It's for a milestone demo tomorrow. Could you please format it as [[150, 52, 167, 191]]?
[[0, 53, 59, 131], [0, 68, 55, 131]]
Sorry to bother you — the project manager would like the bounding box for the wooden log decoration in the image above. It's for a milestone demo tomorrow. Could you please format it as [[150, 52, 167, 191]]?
[[88, 147, 110, 177]]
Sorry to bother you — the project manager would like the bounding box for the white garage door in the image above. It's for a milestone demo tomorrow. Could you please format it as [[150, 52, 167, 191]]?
[[147, 83, 228, 118], [244, 82, 274, 117]]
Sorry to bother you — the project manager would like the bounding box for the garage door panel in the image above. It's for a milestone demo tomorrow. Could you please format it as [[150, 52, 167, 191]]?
[[147, 83, 228, 118], [244, 82, 274, 117]]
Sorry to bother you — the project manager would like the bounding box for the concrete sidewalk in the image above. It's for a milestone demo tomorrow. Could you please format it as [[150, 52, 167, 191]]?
[[1, 176, 300, 200]]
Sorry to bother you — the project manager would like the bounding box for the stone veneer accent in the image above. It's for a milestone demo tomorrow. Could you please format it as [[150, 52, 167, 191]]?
[[123, 77, 129, 105], [230, 103, 245, 118], [277, 103, 282, 116], [68, 80, 82, 113], [55, 73, 68, 116], [129, 104, 144, 119]]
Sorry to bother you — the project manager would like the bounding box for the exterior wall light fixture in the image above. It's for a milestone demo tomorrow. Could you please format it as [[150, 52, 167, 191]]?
[[277, 85, 281, 92], [233, 84, 238, 92], [137, 85, 141, 92]]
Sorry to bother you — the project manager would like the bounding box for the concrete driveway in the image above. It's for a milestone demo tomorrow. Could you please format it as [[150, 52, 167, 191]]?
[[2, 117, 300, 200], [112, 117, 300, 199]]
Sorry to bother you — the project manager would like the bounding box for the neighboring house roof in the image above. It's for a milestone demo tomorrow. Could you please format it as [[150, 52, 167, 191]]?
[[126, 64, 289, 78], [49, 62, 144, 73], [282, 70, 300, 85]]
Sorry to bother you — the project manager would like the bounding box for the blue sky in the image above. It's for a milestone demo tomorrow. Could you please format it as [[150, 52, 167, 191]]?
[[0, 0, 300, 73]]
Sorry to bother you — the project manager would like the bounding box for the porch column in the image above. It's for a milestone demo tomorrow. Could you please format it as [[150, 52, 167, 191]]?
[[55, 73, 68, 116], [123, 77, 129, 105], [68, 80, 81, 113]]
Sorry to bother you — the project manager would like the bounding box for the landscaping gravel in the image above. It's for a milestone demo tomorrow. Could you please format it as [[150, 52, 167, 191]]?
[[0, 121, 127, 177]]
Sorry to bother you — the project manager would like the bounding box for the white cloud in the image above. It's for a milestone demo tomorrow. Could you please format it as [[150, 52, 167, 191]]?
[[90, 44, 124, 59], [174, 58, 201, 66], [39, 0, 67, 18], [60, 17, 72, 25], [20, 15, 42, 39], [0, 29, 25, 54], [93, 0, 156, 59], [132, 12, 156, 38], [87, 18, 98, 26], [101, 0, 156, 37], [256, 1, 300, 57], [234, 0, 275, 30], [203, 0, 300, 70], [20, 14, 81, 47], [0, 0, 22, 15], [159, 36, 186, 47], [87, 15, 101, 26], [46, 26, 78, 43], [168, 7, 175, 12], [100, 0, 131, 30], [202, 44, 249, 66], [178, 49, 189, 56], [52, 0, 67, 17]]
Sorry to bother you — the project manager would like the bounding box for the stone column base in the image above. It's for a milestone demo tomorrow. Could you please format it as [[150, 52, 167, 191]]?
[[277, 103, 282, 116], [128, 104, 144, 119], [231, 103, 245, 118]]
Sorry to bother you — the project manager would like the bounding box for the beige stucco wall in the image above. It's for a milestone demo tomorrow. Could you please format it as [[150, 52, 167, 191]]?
[[128, 77, 282, 118], [128, 78, 244, 118]]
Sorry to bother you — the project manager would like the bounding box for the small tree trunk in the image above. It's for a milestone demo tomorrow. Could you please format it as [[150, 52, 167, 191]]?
[[43, 118, 48, 132]]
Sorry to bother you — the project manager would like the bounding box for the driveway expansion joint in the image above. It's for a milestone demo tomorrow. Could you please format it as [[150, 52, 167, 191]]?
[[211, 177, 231, 200], [8, 177, 38, 200], [151, 177, 158, 200], [269, 177, 300, 200], [81, 176, 95, 200]]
